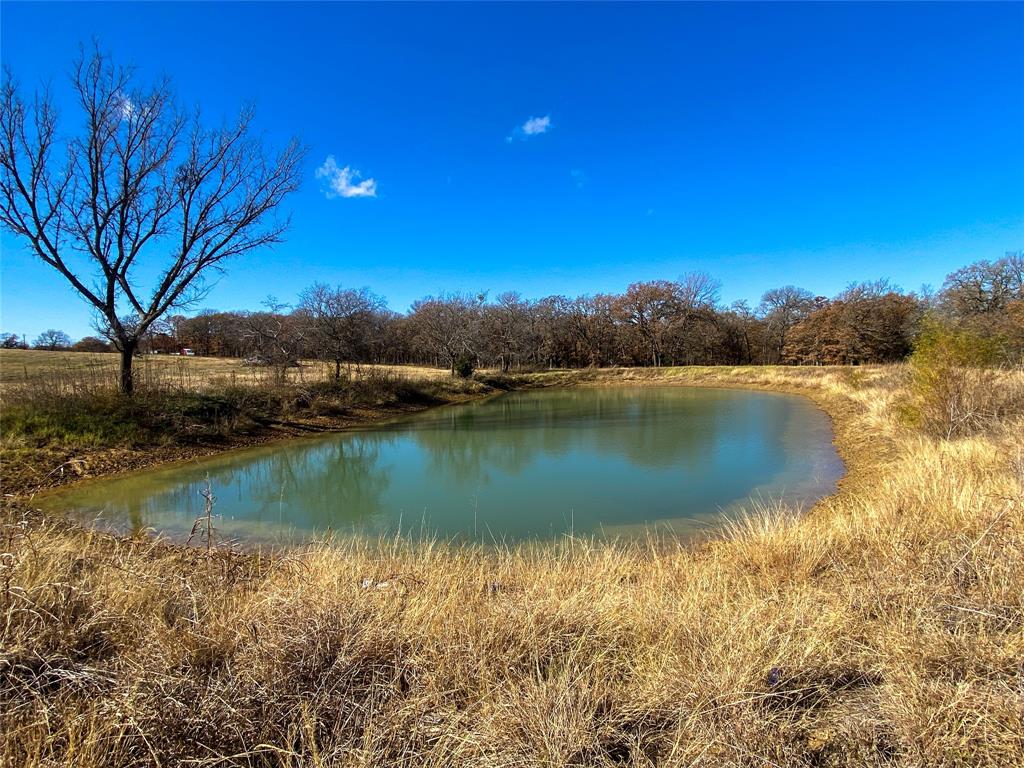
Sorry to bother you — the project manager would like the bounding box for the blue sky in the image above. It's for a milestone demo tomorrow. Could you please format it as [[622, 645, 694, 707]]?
[[1, 1, 1022, 340]]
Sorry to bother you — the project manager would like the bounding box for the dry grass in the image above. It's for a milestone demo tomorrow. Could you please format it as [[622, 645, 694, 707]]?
[[2, 365, 1023, 767], [0, 356, 483, 496], [0, 349, 447, 393]]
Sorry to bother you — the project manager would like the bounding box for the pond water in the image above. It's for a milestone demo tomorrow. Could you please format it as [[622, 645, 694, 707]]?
[[38, 387, 845, 544]]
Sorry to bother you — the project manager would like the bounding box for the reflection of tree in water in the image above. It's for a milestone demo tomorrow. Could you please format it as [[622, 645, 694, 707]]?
[[408, 401, 574, 482], [75, 434, 395, 536], [406, 388, 776, 481], [235, 436, 393, 531], [52, 386, 811, 541]]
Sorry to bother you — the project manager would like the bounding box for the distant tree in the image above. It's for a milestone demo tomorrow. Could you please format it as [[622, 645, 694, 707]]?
[[615, 281, 682, 367], [0, 46, 304, 394], [532, 295, 576, 368], [615, 274, 719, 367], [176, 310, 247, 357], [664, 272, 721, 365], [718, 300, 759, 365], [565, 294, 618, 367], [758, 285, 815, 363], [32, 329, 72, 350], [71, 335, 114, 352], [784, 285, 920, 365], [940, 252, 1024, 316], [938, 253, 1024, 363], [408, 293, 484, 374], [297, 283, 387, 380], [481, 291, 532, 372], [1, 333, 27, 349], [135, 317, 177, 354], [240, 298, 305, 380]]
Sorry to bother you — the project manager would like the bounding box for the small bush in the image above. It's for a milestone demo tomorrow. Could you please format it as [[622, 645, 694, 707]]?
[[903, 320, 1008, 438], [453, 353, 475, 379]]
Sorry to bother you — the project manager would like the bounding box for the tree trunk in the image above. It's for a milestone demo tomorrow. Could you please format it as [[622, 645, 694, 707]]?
[[119, 339, 137, 396], [334, 358, 342, 381]]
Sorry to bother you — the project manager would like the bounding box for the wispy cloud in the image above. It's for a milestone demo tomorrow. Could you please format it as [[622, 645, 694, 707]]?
[[315, 156, 378, 199], [570, 168, 587, 188], [116, 91, 136, 122], [506, 114, 552, 142]]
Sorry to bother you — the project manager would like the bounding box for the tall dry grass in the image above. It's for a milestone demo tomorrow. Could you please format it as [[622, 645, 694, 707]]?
[[0, 349, 450, 395], [2, 366, 1022, 767]]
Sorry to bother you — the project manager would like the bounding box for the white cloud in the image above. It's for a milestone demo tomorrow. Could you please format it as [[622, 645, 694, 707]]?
[[115, 90, 137, 122], [522, 115, 551, 135], [507, 114, 552, 142], [315, 155, 378, 199]]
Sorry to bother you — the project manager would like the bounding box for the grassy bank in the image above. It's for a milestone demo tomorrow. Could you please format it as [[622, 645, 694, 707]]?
[[0, 356, 488, 496], [2, 365, 1023, 766]]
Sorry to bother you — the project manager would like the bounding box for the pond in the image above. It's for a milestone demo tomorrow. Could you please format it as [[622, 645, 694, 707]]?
[[38, 386, 845, 544]]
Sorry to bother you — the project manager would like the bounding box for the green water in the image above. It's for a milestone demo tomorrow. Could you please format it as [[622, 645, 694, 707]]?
[[38, 387, 844, 543]]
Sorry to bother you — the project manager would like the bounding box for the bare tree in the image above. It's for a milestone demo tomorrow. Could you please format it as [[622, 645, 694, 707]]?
[[566, 294, 618, 367], [667, 272, 721, 365], [32, 329, 72, 350], [1, 334, 27, 349], [719, 300, 758, 364], [940, 252, 1024, 317], [758, 285, 814, 363], [615, 281, 679, 367], [615, 274, 718, 367], [408, 293, 484, 374], [297, 282, 387, 380], [481, 291, 532, 372], [240, 297, 305, 381], [0, 46, 304, 394]]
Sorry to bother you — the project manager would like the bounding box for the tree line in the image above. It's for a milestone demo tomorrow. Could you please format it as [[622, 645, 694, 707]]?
[[2, 48, 1021, 392], [7, 252, 1020, 376]]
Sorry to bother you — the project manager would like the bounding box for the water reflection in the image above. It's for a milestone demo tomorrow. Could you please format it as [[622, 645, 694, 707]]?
[[38, 387, 845, 543]]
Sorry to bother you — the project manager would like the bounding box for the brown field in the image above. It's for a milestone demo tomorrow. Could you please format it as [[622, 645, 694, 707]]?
[[2, 364, 1023, 766], [0, 349, 448, 392], [0, 350, 483, 497]]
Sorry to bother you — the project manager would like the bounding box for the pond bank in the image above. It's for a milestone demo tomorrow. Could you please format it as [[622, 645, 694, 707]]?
[[0, 374, 493, 497], [3, 365, 869, 508], [4, 365, 874, 510], [32, 383, 845, 543]]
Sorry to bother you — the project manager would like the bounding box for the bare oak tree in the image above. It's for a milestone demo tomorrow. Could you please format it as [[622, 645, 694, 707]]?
[[615, 274, 719, 367], [0, 46, 304, 393], [240, 297, 306, 381], [297, 282, 387, 380], [758, 285, 814, 363], [940, 252, 1024, 316], [32, 329, 72, 350], [408, 293, 484, 374]]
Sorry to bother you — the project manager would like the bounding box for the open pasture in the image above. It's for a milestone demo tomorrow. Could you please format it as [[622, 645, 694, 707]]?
[[0, 349, 448, 393]]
